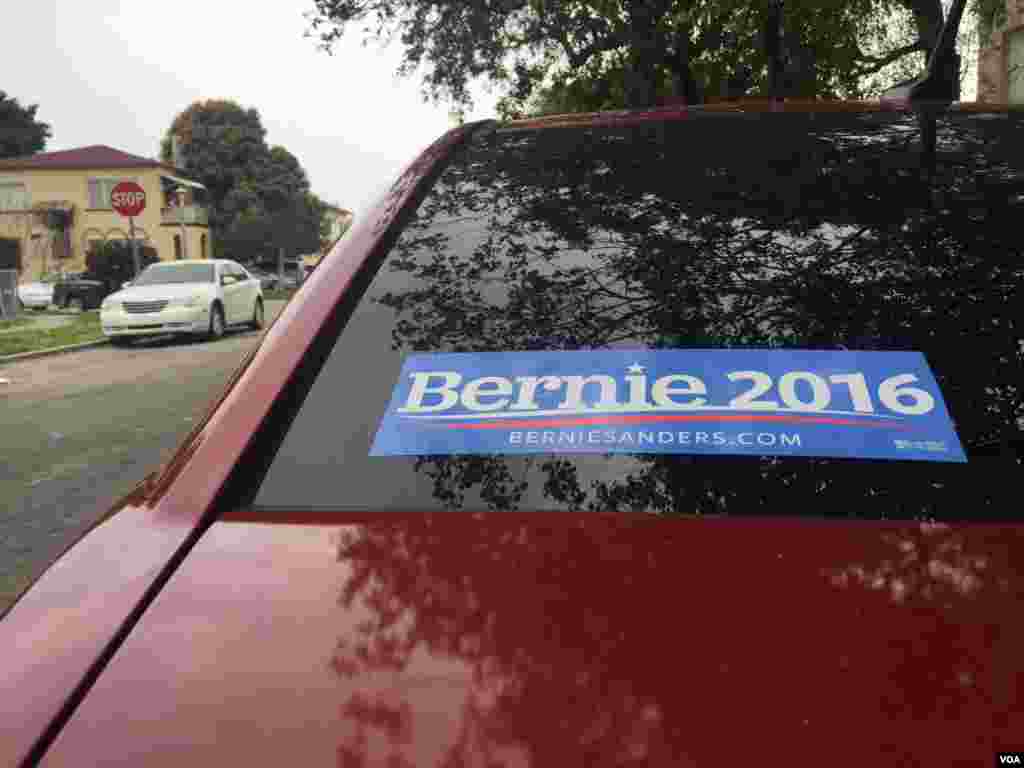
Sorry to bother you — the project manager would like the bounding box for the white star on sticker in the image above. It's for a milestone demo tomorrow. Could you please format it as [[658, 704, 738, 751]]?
[[627, 363, 645, 374]]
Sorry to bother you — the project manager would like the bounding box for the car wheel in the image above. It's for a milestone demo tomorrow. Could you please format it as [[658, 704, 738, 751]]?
[[250, 299, 264, 330], [207, 303, 226, 341]]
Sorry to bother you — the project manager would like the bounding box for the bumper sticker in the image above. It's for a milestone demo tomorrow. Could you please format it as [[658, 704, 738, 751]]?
[[370, 350, 967, 462]]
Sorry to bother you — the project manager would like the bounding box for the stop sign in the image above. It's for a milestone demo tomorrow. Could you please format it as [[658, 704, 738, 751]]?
[[110, 181, 147, 217]]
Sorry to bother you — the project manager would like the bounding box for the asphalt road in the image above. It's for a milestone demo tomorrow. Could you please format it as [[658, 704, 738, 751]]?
[[0, 300, 286, 610]]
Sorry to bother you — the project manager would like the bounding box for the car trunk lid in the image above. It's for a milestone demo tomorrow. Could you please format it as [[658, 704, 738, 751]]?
[[37, 510, 1024, 767]]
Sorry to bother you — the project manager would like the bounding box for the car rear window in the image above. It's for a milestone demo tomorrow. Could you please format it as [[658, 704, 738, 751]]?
[[253, 110, 1023, 520]]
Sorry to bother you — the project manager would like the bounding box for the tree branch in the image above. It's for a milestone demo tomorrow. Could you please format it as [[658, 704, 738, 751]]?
[[853, 39, 926, 77], [549, 17, 623, 70]]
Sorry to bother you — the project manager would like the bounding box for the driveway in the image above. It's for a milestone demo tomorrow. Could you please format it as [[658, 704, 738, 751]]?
[[0, 300, 286, 610]]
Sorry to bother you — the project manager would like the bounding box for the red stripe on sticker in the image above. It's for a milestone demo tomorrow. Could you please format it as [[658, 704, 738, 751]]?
[[440, 413, 909, 430]]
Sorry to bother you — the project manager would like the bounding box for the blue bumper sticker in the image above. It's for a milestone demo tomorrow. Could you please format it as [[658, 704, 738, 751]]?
[[370, 350, 967, 463]]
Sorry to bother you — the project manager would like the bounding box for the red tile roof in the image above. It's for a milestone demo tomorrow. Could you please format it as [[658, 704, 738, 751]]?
[[0, 144, 175, 172]]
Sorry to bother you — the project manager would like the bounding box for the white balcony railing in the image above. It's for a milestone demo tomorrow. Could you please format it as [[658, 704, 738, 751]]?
[[161, 205, 209, 226]]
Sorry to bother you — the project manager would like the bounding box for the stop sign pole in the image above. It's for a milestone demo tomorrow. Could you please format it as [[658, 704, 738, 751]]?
[[110, 181, 147, 277]]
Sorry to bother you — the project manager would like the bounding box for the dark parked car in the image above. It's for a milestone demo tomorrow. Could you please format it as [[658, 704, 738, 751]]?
[[251, 260, 304, 288], [2, 94, 1023, 766], [50, 272, 107, 310], [53, 248, 172, 310], [245, 266, 280, 292]]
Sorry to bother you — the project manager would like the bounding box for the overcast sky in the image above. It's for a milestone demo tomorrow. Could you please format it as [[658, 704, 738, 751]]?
[[6, 0, 499, 218]]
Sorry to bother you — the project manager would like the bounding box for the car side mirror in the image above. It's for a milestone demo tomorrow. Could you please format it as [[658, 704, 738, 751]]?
[[122, 281, 133, 288], [221, 275, 237, 286]]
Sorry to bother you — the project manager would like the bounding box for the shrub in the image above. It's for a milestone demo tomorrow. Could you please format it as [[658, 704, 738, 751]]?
[[85, 240, 160, 294], [0, 237, 20, 271]]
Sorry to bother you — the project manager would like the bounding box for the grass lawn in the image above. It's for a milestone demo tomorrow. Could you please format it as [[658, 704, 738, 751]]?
[[0, 316, 34, 330], [0, 311, 105, 357]]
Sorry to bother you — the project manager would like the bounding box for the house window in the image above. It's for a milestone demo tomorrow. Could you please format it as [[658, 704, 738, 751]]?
[[200, 234, 207, 259], [173, 234, 182, 260], [87, 177, 138, 209], [0, 181, 29, 211]]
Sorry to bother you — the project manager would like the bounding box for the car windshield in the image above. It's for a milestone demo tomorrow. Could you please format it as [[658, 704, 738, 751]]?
[[253, 109, 1023, 521], [132, 263, 214, 286]]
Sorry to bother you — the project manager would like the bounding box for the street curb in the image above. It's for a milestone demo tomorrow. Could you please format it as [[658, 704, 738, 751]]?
[[1, 300, 286, 366], [0, 338, 110, 365]]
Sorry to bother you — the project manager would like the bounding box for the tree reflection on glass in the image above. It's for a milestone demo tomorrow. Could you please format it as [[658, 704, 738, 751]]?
[[327, 514, 1024, 766], [371, 112, 1022, 519]]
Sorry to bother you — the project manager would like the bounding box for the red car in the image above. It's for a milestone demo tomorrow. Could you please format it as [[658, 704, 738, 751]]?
[[3, 98, 1023, 767]]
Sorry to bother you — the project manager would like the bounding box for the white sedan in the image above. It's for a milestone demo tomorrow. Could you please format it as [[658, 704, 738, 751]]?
[[100, 259, 264, 346], [17, 281, 54, 310]]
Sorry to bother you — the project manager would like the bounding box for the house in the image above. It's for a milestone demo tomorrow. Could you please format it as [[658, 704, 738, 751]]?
[[977, 0, 1024, 103], [323, 204, 354, 246], [0, 145, 211, 282], [300, 204, 353, 271]]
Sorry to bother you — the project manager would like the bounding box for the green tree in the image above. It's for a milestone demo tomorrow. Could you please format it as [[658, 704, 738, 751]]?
[[0, 90, 51, 158], [252, 146, 311, 210], [306, 0, 963, 113], [266, 193, 328, 259], [160, 100, 268, 235], [219, 190, 327, 264], [518, 0, 981, 116], [162, 101, 327, 262]]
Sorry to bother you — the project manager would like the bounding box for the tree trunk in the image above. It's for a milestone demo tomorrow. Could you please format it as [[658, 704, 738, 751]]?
[[624, 0, 663, 109], [782, 26, 818, 98], [764, 0, 783, 99], [901, 0, 944, 66], [667, 27, 703, 105]]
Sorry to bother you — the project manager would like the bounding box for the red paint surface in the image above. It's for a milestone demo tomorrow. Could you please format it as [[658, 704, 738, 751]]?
[[39, 512, 1024, 767], [0, 504, 189, 765], [0, 123, 474, 767]]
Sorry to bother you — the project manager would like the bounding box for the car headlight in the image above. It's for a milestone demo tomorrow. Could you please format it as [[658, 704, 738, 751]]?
[[101, 299, 120, 311]]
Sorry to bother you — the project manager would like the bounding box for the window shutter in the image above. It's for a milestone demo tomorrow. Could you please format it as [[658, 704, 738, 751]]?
[[87, 179, 99, 209], [100, 180, 114, 209]]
